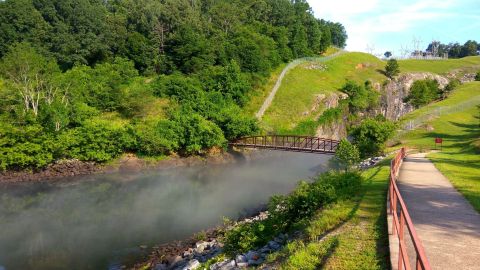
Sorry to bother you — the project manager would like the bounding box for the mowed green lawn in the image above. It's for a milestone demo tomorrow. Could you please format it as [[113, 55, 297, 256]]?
[[399, 56, 480, 75], [397, 82, 480, 212], [261, 52, 384, 132]]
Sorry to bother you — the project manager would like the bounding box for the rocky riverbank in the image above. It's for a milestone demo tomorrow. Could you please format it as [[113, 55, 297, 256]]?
[[131, 211, 294, 270], [0, 149, 246, 183]]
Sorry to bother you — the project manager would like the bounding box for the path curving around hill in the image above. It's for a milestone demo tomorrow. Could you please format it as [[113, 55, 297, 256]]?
[[255, 50, 345, 120]]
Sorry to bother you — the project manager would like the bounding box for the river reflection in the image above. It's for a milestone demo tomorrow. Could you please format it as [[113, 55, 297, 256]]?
[[0, 151, 333, 269]]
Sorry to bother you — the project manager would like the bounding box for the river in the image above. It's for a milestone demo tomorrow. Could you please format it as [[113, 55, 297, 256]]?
[[0, 151, 333, 270]]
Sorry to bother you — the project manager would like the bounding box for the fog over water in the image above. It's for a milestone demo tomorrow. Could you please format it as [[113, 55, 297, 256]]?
[[0, 151, 333, 269]]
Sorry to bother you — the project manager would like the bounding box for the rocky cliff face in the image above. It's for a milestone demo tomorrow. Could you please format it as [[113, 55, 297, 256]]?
[[314, 72, 450, 139], [311, 93, 348, 140], [315, 119, 347, 140], [381, 72, 449, 120]]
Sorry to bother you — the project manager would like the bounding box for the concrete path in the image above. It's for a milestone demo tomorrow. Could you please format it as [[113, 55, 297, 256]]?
[[393, 153, 480, 270]]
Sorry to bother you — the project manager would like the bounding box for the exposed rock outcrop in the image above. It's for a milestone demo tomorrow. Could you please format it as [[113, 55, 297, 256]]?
[[315, 118, 347, 140], [381, 72, 449, 120], [314, 72, 450, 139]]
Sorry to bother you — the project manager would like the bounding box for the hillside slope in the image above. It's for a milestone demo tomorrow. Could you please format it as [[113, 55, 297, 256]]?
[[250, 52, 480, 133]]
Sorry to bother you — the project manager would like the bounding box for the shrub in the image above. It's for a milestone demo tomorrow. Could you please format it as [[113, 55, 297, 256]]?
[[334, 139, 360, 171], [404, 79, 441, 107], [133, 119, 182, 156], [339, 80, 379, 113], [0, 123, 55, 170], [170, 112, 226, 155], [57, 119, 135, 162], [223, 171, 362, 255], [384, 59, 400, 79], [350, 117, 396, 158], [118, 79, 155, 118], [475, 71, 480, 81], [441, 79, 460, 99], [317, 107, 344, 126]]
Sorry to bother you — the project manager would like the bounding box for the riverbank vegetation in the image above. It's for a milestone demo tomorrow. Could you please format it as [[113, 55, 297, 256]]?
[[204, 159, 391, 270], [223, 171, 362, 255], [0, 0, 347, 172]]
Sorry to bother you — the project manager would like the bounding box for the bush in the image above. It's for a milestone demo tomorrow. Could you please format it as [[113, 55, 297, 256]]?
[[133, 119, 182, 156], [441, 79, 460, 99], [385, 59, 400, 79], [334, 139, 360, 171], [475, 71, 480, 81], [57, 119, 135, 162], [317, 107, 344, 126], [404, 79, 441, 107], [170, 112, 226, 155], [350, 117, 396, 158], [223, 171, 362, 255], [0, 123, 55, 170], [339, 80, 379, 113]]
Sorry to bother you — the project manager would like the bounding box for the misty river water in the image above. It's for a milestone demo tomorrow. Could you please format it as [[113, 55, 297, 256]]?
[[0, 151, 333, 270]]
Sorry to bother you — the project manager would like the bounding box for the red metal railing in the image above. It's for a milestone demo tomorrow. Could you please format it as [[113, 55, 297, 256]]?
[[389, 148, 431, 270]]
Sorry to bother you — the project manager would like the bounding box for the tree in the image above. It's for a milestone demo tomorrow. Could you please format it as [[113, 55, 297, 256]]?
[[350, 117, 396, 158], [326, 21, 347, 48], [475, 71, 480, 81], [384, 59, 400, 79], [0, 42, 60, 117], [334, 139, 360, 172], [460, 40, 478, 57], [384, 51, 392, 58], [291, 22, 311, 58], [339, 80, 379, 113], [404, 79, 440, 107]]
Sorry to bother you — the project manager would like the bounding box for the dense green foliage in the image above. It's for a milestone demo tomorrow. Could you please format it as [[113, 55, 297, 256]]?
[[441, 79, 460, 99], [0, 0, 347, 170], [384, 59, 400, 79], [426, 40, 480, 58], [0, 0, 347, 73], [404, 79, 441, 107], [223, 171, 362, 255], [334, 139, 360, 171], [339, 80, 379, 114], [350, 117, 396, 158], [475, 71, 480, 81]]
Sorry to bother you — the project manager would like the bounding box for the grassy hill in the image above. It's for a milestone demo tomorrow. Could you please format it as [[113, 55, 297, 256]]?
[[256, 52, 384, 132], [249, 52, 480, 133]]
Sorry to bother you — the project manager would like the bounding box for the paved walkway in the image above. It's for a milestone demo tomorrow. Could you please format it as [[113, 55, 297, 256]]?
[[392, 153, 480, 270]]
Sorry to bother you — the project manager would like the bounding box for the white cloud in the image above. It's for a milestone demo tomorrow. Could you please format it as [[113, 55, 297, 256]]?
[[310, 0, 456, 52]]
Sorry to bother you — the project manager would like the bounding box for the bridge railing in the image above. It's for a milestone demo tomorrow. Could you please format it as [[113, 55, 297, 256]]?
[[389, 148, 431, 270], [229, 135, 339, 154]]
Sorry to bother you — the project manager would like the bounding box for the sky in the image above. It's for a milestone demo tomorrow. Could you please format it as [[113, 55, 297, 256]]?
[[310, 0, 480, 57]]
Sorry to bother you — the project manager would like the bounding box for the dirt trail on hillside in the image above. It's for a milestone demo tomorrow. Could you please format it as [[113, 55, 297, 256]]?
[[255, 50, 345, 119]]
